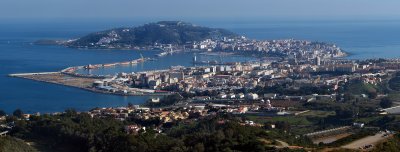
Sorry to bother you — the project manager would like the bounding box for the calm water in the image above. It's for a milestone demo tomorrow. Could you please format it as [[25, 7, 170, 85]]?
[[75, 53, 255, 76], [1, 19, 400, 113]]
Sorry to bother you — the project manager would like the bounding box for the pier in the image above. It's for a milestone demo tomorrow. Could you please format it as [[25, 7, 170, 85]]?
[[82, 57, 150, 70], [9, 72, 60, 77], [7, 57, 172, 97]]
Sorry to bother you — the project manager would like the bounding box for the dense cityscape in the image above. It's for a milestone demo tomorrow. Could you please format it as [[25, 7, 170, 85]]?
[[4, 30, 400, 151], [2, 1, 400, 151]]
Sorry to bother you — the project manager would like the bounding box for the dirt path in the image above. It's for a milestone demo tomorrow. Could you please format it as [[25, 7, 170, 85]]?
[[341, 132, 387, 150]]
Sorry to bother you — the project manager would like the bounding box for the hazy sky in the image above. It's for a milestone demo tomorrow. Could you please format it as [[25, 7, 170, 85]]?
[[1, 0, 399, 20]]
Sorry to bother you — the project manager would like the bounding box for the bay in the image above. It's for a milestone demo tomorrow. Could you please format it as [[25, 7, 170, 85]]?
[[1, 19, 400, 113]]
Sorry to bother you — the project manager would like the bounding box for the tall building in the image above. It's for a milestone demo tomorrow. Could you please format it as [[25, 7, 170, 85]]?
[[315, 56, 321, 66], [169, 72, 185, 80]]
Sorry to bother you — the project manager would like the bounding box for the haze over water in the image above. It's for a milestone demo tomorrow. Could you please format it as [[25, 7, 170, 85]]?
[[1, 19, 400, 113]]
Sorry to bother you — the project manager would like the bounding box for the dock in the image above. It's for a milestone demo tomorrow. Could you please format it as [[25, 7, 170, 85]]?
[[9, 72, 60, 77], [9, 72, 170, 97], [8, 57, 172, 97]]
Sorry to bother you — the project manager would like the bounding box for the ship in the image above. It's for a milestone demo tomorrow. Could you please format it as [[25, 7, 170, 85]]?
[[103, 63, 117, 67], [120, 61, 131, 65], [84, 64, 97, 69], [156, 52, 168, 57]]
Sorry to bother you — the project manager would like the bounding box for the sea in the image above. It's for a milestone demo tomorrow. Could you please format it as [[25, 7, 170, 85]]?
[[1, 19, 400, 113]]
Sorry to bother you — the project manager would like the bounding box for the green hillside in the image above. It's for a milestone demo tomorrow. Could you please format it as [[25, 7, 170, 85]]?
[[0, 136, 37, 152], [67, 21, 237, 48]]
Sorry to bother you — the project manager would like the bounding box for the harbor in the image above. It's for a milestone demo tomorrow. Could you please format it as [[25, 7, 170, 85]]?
[[1, 18, 399, 115], [82, 53, 149, 70], [7, 50, 256, 102], [9, 57, 173, 97]]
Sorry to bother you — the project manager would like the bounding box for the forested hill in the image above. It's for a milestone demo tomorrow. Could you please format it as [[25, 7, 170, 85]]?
[[66, 21, 237, 48]]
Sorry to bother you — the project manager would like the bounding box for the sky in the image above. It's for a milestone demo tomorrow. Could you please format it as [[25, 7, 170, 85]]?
[[1, 0, 400, 21]]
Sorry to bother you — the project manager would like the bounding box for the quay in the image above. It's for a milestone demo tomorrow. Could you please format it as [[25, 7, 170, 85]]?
[[9, 72, 60, 77], [82, 55, 151, 70], [8, 57, 172, 97], [9, 72, 171, 97]]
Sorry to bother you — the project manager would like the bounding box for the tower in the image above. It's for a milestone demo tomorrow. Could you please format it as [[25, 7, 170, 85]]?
[[315, 56, 321, 66]]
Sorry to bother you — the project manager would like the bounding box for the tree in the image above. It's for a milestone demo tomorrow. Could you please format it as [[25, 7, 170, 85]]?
[[0, 136, 38, 152], [13, 109, 23, 118], [0, 110, 6, 117], [193, 143, 205, 152], [64, 109, 77, 117], [5, 116, 17, 123], [367, 91, 378, 99], [127, 102, 134, 108], [275, 121, 291, 131], [373, 134, 400, 151], [343, 93, 354, 102], [335, 107, 355, 119], [380, 98, 393, 109]]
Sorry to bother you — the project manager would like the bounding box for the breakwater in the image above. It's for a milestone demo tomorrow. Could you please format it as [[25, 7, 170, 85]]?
[[9, 57, 172, 97]]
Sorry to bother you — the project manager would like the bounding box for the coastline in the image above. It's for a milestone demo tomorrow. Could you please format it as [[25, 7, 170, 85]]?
[[9, 73, 171, 97], [8, 56, 174, 97], [7, 49, 348, 98]]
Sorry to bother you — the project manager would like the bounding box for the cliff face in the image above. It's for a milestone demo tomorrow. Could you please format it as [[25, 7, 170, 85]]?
[[66, 21, 237, 48]]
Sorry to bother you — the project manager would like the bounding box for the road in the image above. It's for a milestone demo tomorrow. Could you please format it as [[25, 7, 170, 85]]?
[[275, 140, 289, 147], [312, 133, 351, 144], [341, 132, 387, 150], [383, 106, 400, 114]]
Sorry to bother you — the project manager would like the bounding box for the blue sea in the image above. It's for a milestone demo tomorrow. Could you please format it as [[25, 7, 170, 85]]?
[[1, 19, 400, 113]]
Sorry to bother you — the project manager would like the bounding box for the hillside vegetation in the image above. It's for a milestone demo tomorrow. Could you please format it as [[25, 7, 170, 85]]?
[[0, 136, 37, 152], [68, 21, 236, 47], [389, 73, 400, 91]]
